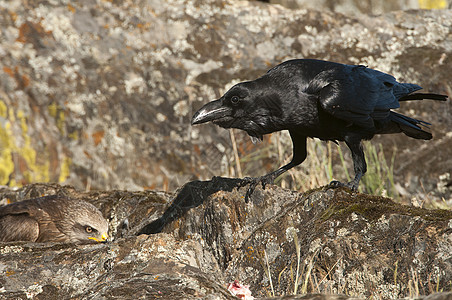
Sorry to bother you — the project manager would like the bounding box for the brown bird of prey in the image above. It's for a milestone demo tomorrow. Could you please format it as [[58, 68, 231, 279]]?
[[0, 195, 109, 243]]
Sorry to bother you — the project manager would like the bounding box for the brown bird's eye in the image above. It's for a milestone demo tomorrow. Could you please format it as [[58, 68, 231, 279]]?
[[85, 226, 93, 233], [231, 96, 240, 104]]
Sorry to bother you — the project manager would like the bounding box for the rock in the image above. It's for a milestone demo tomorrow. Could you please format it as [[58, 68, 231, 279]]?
[[267, 0, 452, 15], [1, 181, 451, 299], [0, 1, 451, 297], [0, 234, 234, 299], [0, 183, 233, 299], [0, 0, 450, 204]]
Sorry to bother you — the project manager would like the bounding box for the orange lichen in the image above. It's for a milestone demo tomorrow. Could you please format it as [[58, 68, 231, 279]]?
[[21, 74, 30, 87], [3, 66, 14, 78], [67, 3, 76, 13], [16, 21, 51, 44], [92, 130, 105, 146], [3, 66, 30, 87]]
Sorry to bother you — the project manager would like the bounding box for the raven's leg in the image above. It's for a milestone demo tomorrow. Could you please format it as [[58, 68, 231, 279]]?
[[241, 132, 307, 202], [329, 138, 367, 191]]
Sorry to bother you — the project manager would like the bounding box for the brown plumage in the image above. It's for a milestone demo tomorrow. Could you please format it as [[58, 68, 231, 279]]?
[[0, 195, 109, 243]]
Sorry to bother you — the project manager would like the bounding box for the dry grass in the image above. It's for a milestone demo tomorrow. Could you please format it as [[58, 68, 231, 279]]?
[[229, 130, 398, 199], [229, 130, 449, 298], [257, 230, 447, 298]]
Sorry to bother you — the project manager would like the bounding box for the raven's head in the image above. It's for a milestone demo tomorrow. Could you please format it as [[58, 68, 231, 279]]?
[[191, 80, 283, 141]]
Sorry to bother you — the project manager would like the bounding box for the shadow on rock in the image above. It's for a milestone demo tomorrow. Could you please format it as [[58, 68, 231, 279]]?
[[137, 176, 244, 234]]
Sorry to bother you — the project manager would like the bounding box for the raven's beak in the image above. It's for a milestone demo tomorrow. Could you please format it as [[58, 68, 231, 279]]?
[[89, 232, 109, 243], [191, 99, 231, 125]]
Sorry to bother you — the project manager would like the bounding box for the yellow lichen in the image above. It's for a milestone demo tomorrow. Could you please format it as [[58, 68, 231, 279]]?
[[0, 121, 13, 148], [0, 100, 7, 118], [58, 156, 72, 183], [68, 130, 79, 140], [48, 102, 58, 118], [8, 107, 15, 122], [48, 103, 65, 134], [20, 143, 50, 183], [18, 109, 50, 183], [0, 108, 52, 186], [0, 148, 14, 185], [418, 0, 447, 9], [57, 110, 65, 135], [0, 122, 15, 185], [18, 110, 28, 133]]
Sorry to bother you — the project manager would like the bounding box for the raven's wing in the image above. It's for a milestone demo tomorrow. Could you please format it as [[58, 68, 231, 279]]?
[[306, 65, 421, 129]]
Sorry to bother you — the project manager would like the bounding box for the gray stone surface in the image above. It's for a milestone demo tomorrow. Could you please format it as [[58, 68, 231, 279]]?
[[1, 181, 451, 299]]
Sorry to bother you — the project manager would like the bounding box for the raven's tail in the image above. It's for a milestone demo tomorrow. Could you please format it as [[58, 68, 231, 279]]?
[[389, 111, 432, 140], [399, 93, 448, 102]]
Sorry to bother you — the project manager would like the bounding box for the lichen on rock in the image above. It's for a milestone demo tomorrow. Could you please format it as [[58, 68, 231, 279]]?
[[0, 181, 451, 299]]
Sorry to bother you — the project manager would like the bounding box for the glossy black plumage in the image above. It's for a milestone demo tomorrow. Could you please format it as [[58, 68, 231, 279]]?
[[191, 59, 448, 200]]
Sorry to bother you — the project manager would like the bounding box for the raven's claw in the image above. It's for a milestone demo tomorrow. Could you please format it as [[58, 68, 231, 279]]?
[[245, 180, 259, 203], [239, 174, 277, 202], [328, 180, 359, 191], [236, 177, 258, 202]]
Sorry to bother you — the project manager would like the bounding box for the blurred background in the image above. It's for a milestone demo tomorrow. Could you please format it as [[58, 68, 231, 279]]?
[[263, 0, 451, 14], [0, 0, 450, 207]]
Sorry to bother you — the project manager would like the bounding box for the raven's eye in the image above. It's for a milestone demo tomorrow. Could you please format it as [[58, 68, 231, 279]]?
[[85, 226, 93, 233], [231, 96, 240, 104]]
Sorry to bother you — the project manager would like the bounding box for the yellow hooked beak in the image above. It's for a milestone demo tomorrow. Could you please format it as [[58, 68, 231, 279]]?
[[88, 232, 109, 243]]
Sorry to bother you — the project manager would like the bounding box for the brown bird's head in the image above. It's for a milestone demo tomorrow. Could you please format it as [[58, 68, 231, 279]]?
[[57, 199, 109, 244]]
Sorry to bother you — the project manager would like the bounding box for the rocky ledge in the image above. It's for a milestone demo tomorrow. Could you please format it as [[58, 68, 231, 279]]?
[[0, 180, 451, 299]]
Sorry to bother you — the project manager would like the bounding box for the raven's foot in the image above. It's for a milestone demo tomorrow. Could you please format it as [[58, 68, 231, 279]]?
[[328, 180, 359, 191], [239, 174, 276, 202]]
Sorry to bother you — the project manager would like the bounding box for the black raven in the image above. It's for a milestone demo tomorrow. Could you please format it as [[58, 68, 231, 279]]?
[[191, 59, 448, 200]]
